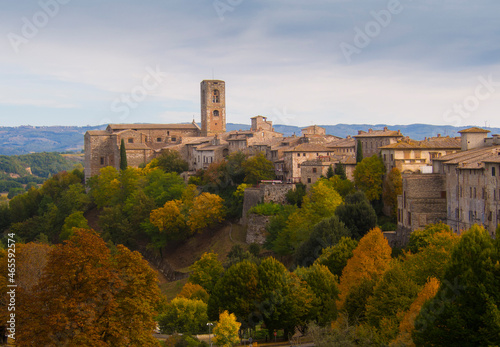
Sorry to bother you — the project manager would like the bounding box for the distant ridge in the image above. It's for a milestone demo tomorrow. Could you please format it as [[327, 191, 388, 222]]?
[[0, 123, 498, 155]]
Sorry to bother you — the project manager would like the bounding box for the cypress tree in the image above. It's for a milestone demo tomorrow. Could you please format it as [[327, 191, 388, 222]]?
[[335, 162, 347, 180], [326, 165, 335, 179], [120, 139, 127, 170], [356, 140, 363, 163]]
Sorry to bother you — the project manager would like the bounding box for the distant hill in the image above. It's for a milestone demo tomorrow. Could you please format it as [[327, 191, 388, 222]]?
[[1, 123, 499, 155]]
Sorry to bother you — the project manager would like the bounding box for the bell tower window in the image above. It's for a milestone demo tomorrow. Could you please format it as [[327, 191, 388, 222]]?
[[212, 90, 220, 103], [213, 110, 219, 117]]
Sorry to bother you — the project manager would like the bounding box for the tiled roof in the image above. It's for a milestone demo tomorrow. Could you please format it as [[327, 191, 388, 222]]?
[[108, 123, 199, 131], [86, 130, 110, 135], [380, 137, 460, 149], [284, 143, 330, 152], [354, 128, 403, 138], [328, 137, 356, 148], [125, 143, 151, 150], [458, 127, 490, 133]]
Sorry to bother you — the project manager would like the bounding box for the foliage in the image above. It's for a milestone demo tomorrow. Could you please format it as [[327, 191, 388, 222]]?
[[186, 193, 225, 233], [248, 202, 283, 216], [390, 277, 440, 347], [413, 225, 500, 346], [212, 311, 241, 347], [119, 138, 127, 170], [158, 297, 208, 334], [17, 229, 161, 346], [407, 222, 453, 254], [326, 165, 335, 179], [59, 211, 90, 241], [335, 162, 347, 180], [328, 176, 355, 198], [207, 260, 259, 328], [264, 204, 297, 251], [337, 228, 392, 309], [0, 152, 79, 179], [224, 244, 256, 269], [176, 282, 209, 303], [382, 167, 402, 218], [7, 187, 24, 199], [294, 216, 351, 267], [285, 182, 306, 207], [356, 140, 363, 163], [155, 149, 189, 174], [353, 155, 386, 201], [295, 263, 339, 326], [188, 252, 224, 294], [334, 190, 377, 239], [342, 277, 376, 325], [314, 237, 358, 277], [242, 152, 275, 184]]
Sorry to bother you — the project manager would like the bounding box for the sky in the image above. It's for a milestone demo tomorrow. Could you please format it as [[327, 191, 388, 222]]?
[[1, 0, 500, 128]]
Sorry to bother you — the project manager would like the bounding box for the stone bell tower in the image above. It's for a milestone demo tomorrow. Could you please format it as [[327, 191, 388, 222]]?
[[201, 80, 226, 136]]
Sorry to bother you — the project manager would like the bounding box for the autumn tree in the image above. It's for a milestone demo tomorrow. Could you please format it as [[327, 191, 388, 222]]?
[[176, 282, 209, 303], [242, 152, 275, 184], [188, 252, 224, 294], [295, 263, 340, 326], [413, 225, 500, 346], [158, 297, 208, 334], [382, 167, 402, 217], [353, 155, 386, 201], [186, 192, 225, 233], [149, 200, 186, 244], [314, 236, 358, 277], [18, 229, 161, 346], [207, 260, 259, 328], [119, 138, 127, 170], [212, 311, 241, 347], [407, 222, 453, 254], [334, 191, 377, 239], [337, 228, 392, 309]]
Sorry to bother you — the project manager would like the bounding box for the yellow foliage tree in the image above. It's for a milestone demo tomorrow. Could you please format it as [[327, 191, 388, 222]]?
[[212, 310, 241, 347], [176, 282, 209, 303], [150, 200, 186, 233], [390, 277, 440, 347], [337, 227, 392, 309], [187, 192, 225, 233]]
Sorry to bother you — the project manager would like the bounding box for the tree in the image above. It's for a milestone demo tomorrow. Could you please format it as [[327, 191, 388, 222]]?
[[353, 155, 386, 201], [149, 200, 186, 241], [329, 176, 355, 198], [186, 192, 225, 233], [314, 236, 358, 277], [294, 216, 351, 267], [207, 260, 259, 328], [285, 182, 306, 207], [337, 228, 392, 309], [177, 282, 209, 303], [188, 252, 224, 294], [295, 264, 340, 326], [356, 140, 363, 163], [382, 167, 402, 218], [158, 297, 208, 334], [390, 277, 440, 347], [413, 225, 500, 346], [155, 149, 189, 174], [120, 138, 127, 170], [334, 163, 347, 180], [242, 152, 275, 184], [17, 229, 161, 346], [407, 222, 453, 254], [335, 191, 377, 239], [326, 165, 335, 179], [60, 210, 90, 241], [212, 311, 241, 347]]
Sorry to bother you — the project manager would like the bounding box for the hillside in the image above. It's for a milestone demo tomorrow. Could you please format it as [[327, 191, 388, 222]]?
[[2, 123, 499, 155]]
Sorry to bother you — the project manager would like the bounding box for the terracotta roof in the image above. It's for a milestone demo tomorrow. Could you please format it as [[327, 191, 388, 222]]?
[[108, 123, 199, 131], [284, 143, 330, 152], [125, 143, 151, 150], [458, 127, 490, 133], [328, 137, 356, 148], [482, 153, 500, 163], [354, 128, 403, 138], [380, 137, 461, 149], [86, 130, 110, 136]]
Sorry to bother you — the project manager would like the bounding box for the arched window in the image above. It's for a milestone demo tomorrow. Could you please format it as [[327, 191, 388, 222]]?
[[213, 110, 219, 117], [212, 90, 220, 103]]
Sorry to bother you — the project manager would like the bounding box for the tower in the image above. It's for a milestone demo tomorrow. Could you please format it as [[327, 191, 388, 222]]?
[[201, 80, 226, 136]]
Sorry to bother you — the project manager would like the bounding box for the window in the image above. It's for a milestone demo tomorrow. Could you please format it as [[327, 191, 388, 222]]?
[[157, 137, 162, 142], [493, 167, 496, 176], [171, 137, 177, 142], [473, 187, 476, 199], [128, 138, 134, 143], [297, 153, 300, 157], [455, 208, 459, 219], [212, 89, 220, 103], [384, 154, 387, 161], [483, 188, 486, 199], [312, 168, 317, 173], [303, 153, 306, 157], [213, 110, 219, 117], [100, 157, 105, 165], [307, 178, 312, 183], [167, 131, 170, 136], [469, 210, 473, 222], [470, 187, 472, 198], [391, 154, 394, 161]]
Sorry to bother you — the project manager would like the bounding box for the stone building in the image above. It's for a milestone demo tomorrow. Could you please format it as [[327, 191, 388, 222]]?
[[300, 156, 356, 187], [200, 80, 226, 136], [380, 135, 461, 174], [354, 127, 403, 158], [282, 143, 332, 183]]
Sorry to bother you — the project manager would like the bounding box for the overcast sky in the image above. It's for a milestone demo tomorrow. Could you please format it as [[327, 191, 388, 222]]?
[[1, 0, 500, 128]]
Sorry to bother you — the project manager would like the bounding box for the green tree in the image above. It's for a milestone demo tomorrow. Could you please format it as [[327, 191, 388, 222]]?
[[208, 260, 259, 328], [294, 216, 351, 267], [285, 183, 306, 207], [155, 149, 189, 174], [314, 236, 358, 277], [335, 191, 377, 239], [334, 163, 347, 180], [188, 252, 225, 294], [295, 263, 339, 326], [356, 140, 363, 163], [382, 167, 402, 218], [242, 152, 275, 184], [353, 155, 386, 201], [407, 222, 453, 254], [212, 311, 241, 347], [326, 165, 335, 179], [120, 138, 128, 170], [413, 225, 500, 346], [158, 297, 208, 334], [328, 176, 355, 198], [59, 211, 90, 241]]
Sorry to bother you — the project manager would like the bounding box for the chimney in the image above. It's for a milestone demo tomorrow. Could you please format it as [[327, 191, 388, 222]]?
[[368, 128, 373, 133], [383, 126, 388, 131], [437, 134, 441, 137]]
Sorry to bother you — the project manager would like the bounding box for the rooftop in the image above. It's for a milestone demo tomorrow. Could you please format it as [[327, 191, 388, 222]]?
[[458, 127, 491, 134]]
